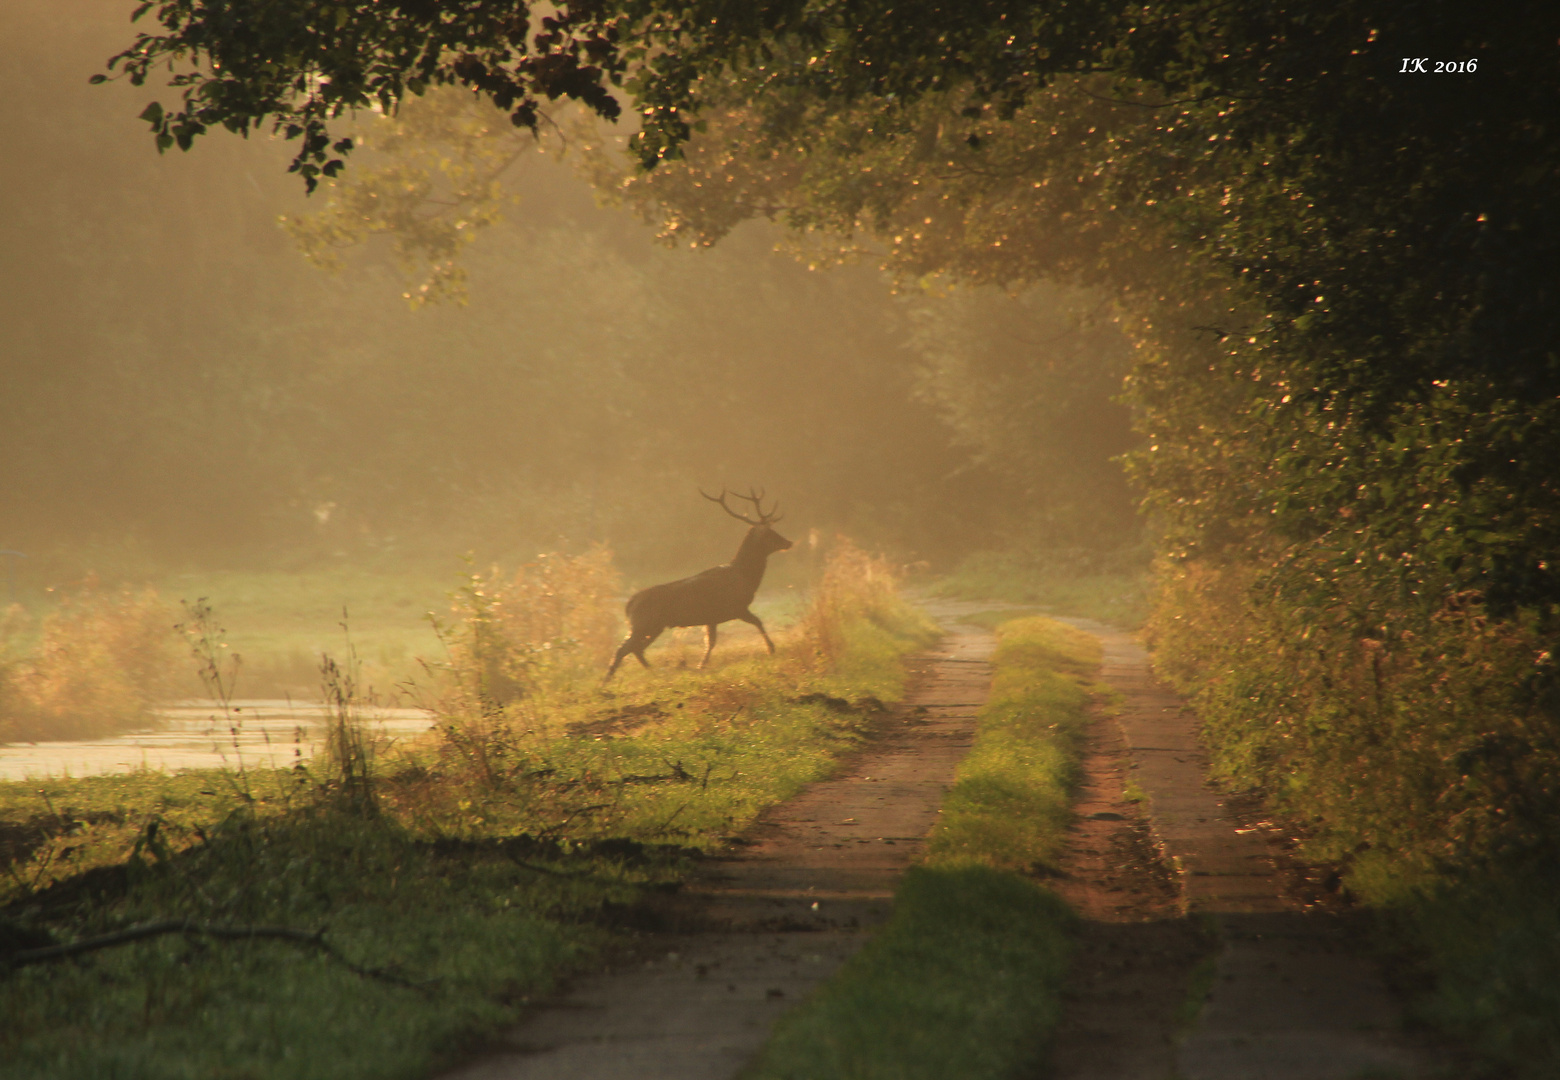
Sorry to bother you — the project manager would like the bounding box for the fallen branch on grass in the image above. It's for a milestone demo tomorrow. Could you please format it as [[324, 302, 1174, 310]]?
[[0, 920, 431, 992]]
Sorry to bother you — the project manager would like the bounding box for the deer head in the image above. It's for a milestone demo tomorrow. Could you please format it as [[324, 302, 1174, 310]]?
[[702, 487, 793, 559]]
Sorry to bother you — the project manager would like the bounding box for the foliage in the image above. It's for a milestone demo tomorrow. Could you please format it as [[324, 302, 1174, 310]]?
[[97, 3, 1560, 588], [95, 3, 1560, 1064], [6, 11, 1024, 573], [429, 547, 623, 717], [409, 539, 936, 842], [487, 547, 624, 673], [0, 581, 177, 743], [904, 283, 1136, 542], [1152, 551, 1560, 885], [745, 615, 1096, 1079], [98, 3, 1559, 798], [1150, 557, 1560, 1076], [267, 85, 1143, 555], [0, 549, 932, 1078], [797, 536, 931, 668], [1395, 867, 1560, 1076], [281, 87, 534, 305]]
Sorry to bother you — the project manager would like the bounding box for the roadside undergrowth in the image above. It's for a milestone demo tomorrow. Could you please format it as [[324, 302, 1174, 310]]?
[[0, 541, 937, 1080], [1152, 558, 1560, 1075], [743, 615, 1099, 1080]]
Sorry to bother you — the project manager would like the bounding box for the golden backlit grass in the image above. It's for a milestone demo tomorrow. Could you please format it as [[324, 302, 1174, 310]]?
[[393, 540, 937, 850], [0, 542, 938, 1080], [0, 581, 177, 742]]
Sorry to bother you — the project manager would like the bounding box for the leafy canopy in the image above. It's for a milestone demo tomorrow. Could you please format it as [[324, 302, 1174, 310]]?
[[103, 0, 1560, 608]]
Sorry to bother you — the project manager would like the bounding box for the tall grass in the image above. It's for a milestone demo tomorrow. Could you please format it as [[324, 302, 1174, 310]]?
[[798, 537, 932, 676], [0, 580, 177, 742], [429, 546, 623, 716], [403, 539, 937, 847], [0, 540, 940, 1080]]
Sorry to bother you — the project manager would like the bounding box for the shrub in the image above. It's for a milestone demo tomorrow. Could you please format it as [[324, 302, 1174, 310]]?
[[0, 580, 177, 742], [1151, 557, 1560, 888], [432, 546, 623, 716], [798, 536, 905, 665], [1150, 552, 1560, 1078]]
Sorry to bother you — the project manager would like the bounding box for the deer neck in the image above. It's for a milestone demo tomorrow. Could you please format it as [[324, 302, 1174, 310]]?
[[730, 529, 773, 586]]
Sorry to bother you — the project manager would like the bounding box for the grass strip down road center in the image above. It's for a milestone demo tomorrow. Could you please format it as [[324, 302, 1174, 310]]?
[[743, 615, 1101, 1080]]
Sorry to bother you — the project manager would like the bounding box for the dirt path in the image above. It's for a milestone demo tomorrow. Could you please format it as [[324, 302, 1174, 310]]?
[[1042, 685, 1213, 1080], [440, 605, 1437, 1080], [1054, 617, 1434, 1080], [440, 605, 997, 1080]]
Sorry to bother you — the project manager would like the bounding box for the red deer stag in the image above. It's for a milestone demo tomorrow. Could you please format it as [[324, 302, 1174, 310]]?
[[604, 489, 792, 682]]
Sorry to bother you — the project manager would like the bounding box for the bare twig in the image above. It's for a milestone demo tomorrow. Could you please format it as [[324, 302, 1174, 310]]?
[[505, 854, 587, 879], [1, 920, 429, 992]]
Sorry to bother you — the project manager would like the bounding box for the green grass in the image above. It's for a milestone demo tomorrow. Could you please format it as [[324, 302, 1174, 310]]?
[[147, 566, 455, 700], [3, 811, 621, 1080], [1382, 869, 1560, 1077], [0, 579, 939, 1080], [932, 551, 1150, 629], [141, 566, 809, 702], [742, 615, 1101, 1080]]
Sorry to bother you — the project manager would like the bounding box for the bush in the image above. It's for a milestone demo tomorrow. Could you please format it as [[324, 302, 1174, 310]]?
[[0, 580, 177, 742], [1150, 553, 1560, 1078], [798, 536, 913, 665], [431, 546, 623, 716], [1151, 558, 1560, 889]]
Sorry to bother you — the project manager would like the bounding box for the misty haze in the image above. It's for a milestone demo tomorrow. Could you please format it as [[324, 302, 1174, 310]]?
[[1, 3, 1552, 1079]]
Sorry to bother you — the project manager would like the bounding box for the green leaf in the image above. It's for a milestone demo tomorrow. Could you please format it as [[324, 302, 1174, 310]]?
[[139, 101, 164, 125]]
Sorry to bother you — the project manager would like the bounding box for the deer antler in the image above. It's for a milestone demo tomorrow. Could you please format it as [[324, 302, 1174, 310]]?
[[701, 487, 782, 525]]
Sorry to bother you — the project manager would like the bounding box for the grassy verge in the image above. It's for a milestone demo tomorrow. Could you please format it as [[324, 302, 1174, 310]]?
[[742, 615, 1100, 1080], [931, 550, 1149, 629], [148, 565, 453, 699], [1389, 868, 1560, 1072], [0, 546, 938, 1080]]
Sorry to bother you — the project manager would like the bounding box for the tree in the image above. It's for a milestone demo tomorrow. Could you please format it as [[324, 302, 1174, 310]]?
[[103, 2, 1560, 595], [99, 3, 1560, 1044]]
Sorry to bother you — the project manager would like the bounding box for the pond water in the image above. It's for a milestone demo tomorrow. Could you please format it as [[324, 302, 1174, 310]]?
[[0, 701, 437, 782]]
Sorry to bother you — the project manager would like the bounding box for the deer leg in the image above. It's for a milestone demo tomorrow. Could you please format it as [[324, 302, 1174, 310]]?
[[700, 624, 718, 669], [631, 629, 661, 669], [605, 630, 660, 682], [604, 640, 633, 683], [738, 611, 776, 654]]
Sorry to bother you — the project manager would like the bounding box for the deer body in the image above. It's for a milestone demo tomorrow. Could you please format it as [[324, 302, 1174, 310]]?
[[605, 491, 792, 681]]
